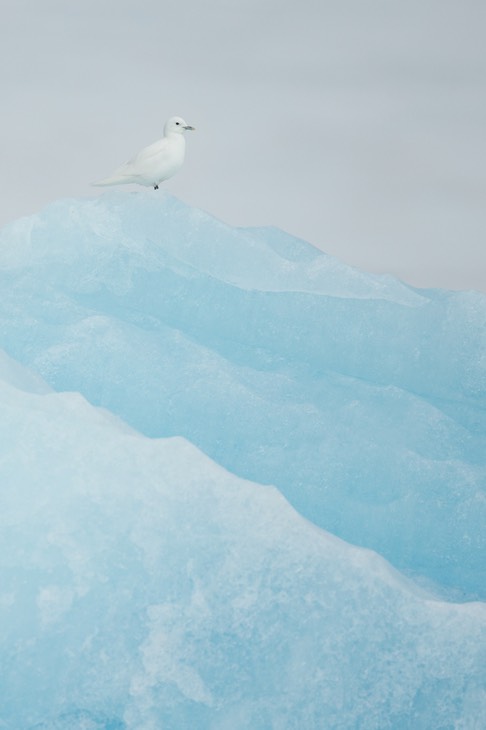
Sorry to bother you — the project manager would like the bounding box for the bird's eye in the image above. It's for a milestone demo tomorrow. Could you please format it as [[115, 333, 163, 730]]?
[[175, 122, 180, 125]]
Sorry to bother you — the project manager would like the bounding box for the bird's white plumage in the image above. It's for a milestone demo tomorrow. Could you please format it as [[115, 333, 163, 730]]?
[[92, 116, 195, 189]]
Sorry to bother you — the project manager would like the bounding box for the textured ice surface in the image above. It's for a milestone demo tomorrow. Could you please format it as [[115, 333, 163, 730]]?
[[0, 359, 484, 729], [0, 192, 484, 599], [0, 193, 485, 728]]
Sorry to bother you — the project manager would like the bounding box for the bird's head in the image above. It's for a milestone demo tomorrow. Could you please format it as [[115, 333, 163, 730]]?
[[164, 116, 195, 135]]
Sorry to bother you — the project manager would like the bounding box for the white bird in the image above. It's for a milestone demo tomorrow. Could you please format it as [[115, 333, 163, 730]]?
[[92, 116, 195, 190]]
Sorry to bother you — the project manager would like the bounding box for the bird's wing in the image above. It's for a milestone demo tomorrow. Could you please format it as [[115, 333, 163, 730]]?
[[95, 137, 175, 185], [129, 137, 170, 166]]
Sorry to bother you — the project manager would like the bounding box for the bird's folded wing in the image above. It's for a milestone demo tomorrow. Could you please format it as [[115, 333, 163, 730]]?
[[130, 137, 169, 165]]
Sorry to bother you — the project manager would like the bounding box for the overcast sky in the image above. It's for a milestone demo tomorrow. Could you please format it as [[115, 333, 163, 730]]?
[[1, 0, 485, 291]]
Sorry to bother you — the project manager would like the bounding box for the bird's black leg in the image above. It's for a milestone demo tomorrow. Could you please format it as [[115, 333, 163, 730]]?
[[154, 184, 159, 190]]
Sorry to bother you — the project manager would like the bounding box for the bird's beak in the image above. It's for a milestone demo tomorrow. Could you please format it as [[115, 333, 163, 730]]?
[[184, 125, 195, 131]]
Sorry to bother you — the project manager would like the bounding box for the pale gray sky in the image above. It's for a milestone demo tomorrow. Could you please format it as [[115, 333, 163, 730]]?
[[1, 0, 485, 291]]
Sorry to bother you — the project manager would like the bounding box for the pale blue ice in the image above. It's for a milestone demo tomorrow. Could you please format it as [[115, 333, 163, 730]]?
[[0, 192, 484, 729]]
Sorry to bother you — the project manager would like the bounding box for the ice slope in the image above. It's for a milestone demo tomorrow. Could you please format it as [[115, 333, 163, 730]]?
[[0, 354, 484, 729], [0, 191, 484, 600]]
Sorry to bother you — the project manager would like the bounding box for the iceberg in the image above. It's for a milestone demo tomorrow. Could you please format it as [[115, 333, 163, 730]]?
[[0, 192, 484, 728], [0, 192, 484, 598], [0, 354, 484, 729]]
